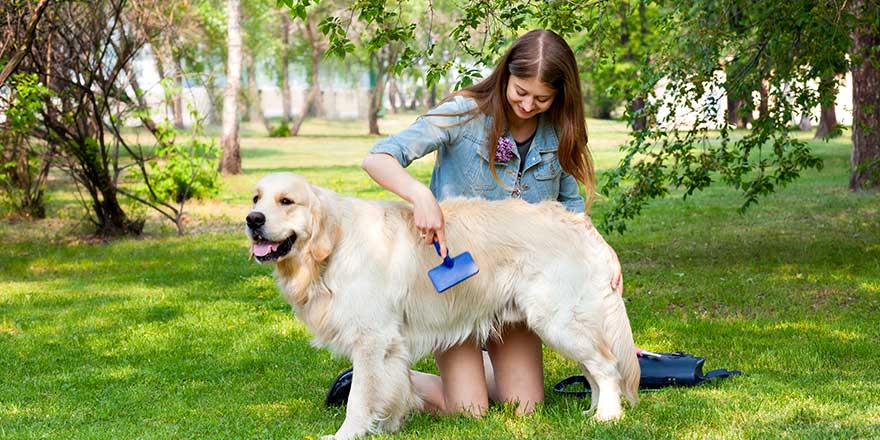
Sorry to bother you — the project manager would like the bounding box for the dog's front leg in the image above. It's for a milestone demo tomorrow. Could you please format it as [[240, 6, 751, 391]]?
[[328, 336, 415, 440]]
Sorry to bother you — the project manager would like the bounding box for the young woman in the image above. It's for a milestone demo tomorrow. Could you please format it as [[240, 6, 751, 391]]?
[[354, 29, 622, 416]]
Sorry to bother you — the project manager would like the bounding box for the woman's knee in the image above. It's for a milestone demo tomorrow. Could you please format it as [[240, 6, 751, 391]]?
[[434, 341, 489, 416], [486, 323, 545, 414]]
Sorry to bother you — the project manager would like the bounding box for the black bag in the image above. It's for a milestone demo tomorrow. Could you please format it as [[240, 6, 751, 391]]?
[[553, 351, 742, 397]]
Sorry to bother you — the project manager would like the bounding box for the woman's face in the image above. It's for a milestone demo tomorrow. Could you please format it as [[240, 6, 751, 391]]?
[[506, 75, 556, 121]]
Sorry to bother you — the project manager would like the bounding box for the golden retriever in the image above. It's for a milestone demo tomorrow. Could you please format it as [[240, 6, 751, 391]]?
[[246, 172, 639, 439]]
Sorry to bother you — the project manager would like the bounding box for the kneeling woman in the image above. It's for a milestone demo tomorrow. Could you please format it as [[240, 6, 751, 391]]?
[[353, 29, 623, 416]]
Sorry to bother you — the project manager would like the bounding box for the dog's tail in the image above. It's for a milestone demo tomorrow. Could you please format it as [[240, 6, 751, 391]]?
[[606, 294, 640, 407]]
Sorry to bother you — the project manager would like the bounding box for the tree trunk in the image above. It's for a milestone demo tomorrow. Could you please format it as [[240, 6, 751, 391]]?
[[724, 58, 750, 128], [152, 50, 171, 119], [727, 96, 740, 126], [798, 115, 812, 131], [396, 82, 406, 111], [244, 48, 266, 127], [849, 0, 880, 191], [387, 79, 399, 114], [428, 82, 437, 108], [409, 83, 420, 110], [814, 75, 840, 139], [740, 103, 752, 128], [815, 103, 839, 139], [368, 49, 388, 135], [219, 0, 242, 175], [368, 43, 398, 135], [280, 12, 293, 129], [309, 22, 324, 119], [202, 77, 220, 125], [171, 55, 184, 128], [291, 16, 323, 136], [151, 39, 185, 128], [618, 0, 647, 130], [94, 166, 138, 235], [758, 78, 769, 120]]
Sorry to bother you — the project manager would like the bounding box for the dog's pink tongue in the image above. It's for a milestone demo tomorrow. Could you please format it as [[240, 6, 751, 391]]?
[[251, 241, 278, 257]]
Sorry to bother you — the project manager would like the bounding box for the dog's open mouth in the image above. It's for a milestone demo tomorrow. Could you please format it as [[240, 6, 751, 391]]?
[[251, 234, 296, 263]]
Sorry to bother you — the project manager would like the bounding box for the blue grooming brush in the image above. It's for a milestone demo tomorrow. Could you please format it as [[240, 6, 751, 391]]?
[[428, 237, 479, 293]]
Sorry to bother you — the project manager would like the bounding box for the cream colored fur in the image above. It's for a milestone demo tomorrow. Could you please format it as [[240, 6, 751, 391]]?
[[247, 172, 639, 439]]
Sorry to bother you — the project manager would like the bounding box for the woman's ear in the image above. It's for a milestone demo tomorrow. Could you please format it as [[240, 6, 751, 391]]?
[[307, 186, 338, 262]]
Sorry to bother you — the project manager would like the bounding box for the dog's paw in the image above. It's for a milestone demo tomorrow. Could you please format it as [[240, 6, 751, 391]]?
[[320, 435, 336, 440], [592, 406, 623, 422]]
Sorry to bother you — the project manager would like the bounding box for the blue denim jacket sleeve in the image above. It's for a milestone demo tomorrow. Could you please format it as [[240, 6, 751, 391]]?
[[368, 96, 475, 167], [558, 170, 585, 213]]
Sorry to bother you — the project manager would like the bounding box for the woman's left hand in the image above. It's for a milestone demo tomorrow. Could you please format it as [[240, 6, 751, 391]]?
[[605, 242, 623, 293]]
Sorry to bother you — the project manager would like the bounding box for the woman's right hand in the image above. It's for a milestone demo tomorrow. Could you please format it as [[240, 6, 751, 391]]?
[[411, 186, 447, 258]]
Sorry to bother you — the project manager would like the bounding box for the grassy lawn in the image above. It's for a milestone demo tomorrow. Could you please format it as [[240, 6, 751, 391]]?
[[1, 113, 879, 439]]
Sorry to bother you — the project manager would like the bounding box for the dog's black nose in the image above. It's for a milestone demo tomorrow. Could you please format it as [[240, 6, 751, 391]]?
[[246, 211, 265, 229]]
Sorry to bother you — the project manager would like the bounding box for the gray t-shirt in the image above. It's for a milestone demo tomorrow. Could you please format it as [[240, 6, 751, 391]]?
[[516, 131, 536, 174]]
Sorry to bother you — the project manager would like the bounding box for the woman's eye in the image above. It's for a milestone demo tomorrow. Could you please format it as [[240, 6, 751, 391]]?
[[252, 195, 259, 204], [280, 198, 294, 206], [517, 89, 527, 96]]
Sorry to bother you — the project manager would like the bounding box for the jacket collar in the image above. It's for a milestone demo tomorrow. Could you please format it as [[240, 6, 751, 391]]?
[[476, 111, 559, 162], [534, 112, 559, 153]]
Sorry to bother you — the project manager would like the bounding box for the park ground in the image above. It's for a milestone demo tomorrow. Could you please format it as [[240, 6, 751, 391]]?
[[1, 113, 878, 439]]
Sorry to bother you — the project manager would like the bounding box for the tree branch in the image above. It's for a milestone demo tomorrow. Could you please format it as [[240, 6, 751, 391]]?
[[0, 0, 51, 87]]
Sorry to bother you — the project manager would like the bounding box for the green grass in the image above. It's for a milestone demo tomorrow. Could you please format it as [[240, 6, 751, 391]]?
[[1, 114, 879, 439]]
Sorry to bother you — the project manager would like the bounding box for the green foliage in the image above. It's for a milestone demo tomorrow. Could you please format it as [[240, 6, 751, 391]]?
[[599, 0, 854, 233], [268, 123, 292, 137], [2, 73, 47, 135], [0, 73, 53, 218], [142, 123, 221, 204], [284, 0, 869, 231]]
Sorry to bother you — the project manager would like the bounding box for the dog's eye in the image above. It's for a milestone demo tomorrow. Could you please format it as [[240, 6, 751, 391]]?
[[280, 198, 294, 206], [252, 195, 259, 204]]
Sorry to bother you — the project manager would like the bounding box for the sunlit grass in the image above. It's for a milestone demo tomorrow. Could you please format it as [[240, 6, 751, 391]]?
[[1, 115, 878, 438]]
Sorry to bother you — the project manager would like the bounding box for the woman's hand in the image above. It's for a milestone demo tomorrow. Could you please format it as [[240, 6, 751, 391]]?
[[412, 186, 447, 258], [605, 242, 623, 293]]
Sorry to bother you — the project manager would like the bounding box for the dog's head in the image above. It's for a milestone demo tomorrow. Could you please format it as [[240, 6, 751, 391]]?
[[246, 173, 337, 265]]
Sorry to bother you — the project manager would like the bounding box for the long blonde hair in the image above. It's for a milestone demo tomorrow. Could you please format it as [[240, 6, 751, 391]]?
[[445, 29, 595, 208]]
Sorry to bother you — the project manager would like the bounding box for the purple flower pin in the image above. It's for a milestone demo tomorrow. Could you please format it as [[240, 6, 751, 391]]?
[[495, 136, 515, 163]]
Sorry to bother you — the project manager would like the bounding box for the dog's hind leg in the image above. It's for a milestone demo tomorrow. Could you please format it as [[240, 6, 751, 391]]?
[[537, 322, 623, 421], [580, 357, 622, 421]]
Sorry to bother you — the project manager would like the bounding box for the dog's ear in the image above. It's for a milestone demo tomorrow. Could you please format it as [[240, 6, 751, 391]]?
[[306, 186, 339, 262]]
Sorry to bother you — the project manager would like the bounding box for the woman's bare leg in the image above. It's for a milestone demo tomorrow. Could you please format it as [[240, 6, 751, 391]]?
[[410, 325, 542, 417], [409, 371, 445, 413], [410, 350, 498, 414], [411, 339, 488, 416], [486, 322, 544, 415]]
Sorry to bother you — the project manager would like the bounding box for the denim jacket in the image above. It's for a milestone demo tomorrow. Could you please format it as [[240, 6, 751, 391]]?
[[369, 95, 585, 213]]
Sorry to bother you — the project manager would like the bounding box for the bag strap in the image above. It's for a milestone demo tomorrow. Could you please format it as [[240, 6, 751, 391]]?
[[701, 368, 742, 381], [552, 375, 591, 397]]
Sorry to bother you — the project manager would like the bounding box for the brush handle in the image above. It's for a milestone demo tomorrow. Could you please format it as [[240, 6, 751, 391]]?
[[432, 237, 455, 267]]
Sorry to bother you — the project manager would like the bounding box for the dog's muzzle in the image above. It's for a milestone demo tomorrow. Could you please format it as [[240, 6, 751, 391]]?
[[247, 211, 296, 263]]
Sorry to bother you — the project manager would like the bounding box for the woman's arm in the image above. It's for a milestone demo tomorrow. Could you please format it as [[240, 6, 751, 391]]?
[[361, 154, 448, 257], [362, 97, 475, 257]]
